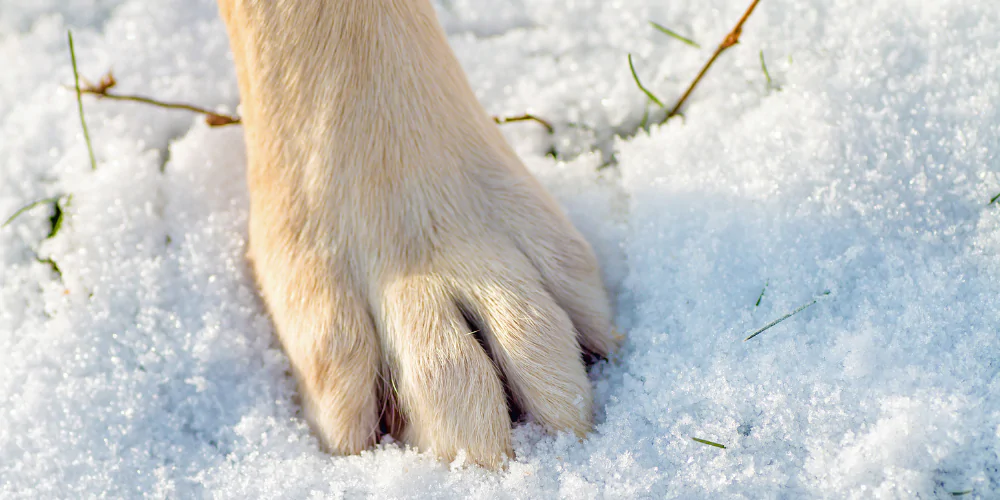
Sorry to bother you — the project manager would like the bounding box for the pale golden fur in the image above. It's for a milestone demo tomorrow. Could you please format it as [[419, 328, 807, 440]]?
[[216, 0, 617, 468]]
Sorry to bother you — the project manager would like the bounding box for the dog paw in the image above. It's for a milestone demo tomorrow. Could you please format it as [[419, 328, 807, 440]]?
[[247, 158, 617, 467], [219, 0, 618, 468]]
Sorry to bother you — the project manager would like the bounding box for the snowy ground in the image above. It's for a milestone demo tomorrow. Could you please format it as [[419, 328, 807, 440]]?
[[2, 0, 999, 498]]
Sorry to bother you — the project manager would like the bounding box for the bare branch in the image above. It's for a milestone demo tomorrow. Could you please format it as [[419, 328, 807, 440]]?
[[70, 71, 241, 127], [493, 113, 554, 134], [664, 0, 762, 123], [71, 70, 553, 133]]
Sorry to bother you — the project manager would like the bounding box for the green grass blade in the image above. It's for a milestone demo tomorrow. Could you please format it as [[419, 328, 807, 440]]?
[[745, 291, 831, 342], [990, 191, 999, 205], [627, 53, 665, 109], [2, 196, 62, 228], [37, 256, 62, 278], [755, 279, 769, 307], [47, 198, 65, 238], [759, 50, 774, 87], [68, 31, 97, 171], [692, 437, 726, 449], [650, 21, 701, 48]]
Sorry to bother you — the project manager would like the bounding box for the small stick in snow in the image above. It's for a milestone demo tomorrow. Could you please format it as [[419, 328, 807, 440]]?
[[663, 0, 762, 123], [69, 71, 555, 133], [69, 71, 241, 127], [744, 290, 831, 342], [493, 113, 554, 134]]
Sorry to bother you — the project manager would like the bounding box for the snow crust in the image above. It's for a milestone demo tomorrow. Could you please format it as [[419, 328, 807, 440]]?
[[1, 0, 998, 497]]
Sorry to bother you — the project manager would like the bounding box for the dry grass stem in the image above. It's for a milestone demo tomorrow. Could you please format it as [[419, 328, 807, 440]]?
[[492, 114, 554, 133], [71, 71, 241, 127], [71, 70, 554, 133], [664, 0, 762, 123]]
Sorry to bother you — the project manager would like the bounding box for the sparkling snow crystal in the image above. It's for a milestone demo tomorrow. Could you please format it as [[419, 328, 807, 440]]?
[[1, 0, 998, 497]]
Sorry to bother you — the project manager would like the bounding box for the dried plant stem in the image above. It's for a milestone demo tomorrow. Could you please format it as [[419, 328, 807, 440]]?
[[493, 113, 554, 133], [88, 92, 242, 126], [663, 0, 762, 123], [73, 70, 554, 133], [70, 71, 240, 126]]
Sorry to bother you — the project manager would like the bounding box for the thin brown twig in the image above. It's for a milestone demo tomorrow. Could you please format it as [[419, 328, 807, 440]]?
[[493, 113, 554, 134], [69, 71, 241, 127], [72, 70, 555, 132], [663, 0, 761, 123]]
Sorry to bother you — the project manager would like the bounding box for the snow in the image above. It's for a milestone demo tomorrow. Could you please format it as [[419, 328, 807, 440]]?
[[1, 0, 998, 497]]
